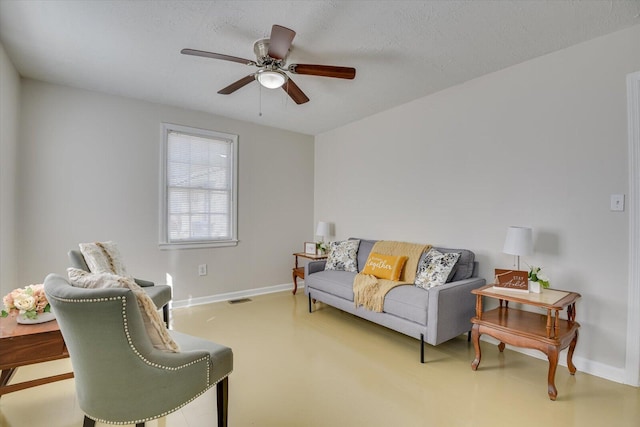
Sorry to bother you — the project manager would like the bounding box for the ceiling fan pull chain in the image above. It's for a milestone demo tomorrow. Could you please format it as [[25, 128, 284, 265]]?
[[258, 83, 263, 117]]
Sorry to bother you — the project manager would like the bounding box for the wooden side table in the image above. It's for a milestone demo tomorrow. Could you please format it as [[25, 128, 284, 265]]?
[[470, 285, 581, 400], [292, 252, 328, 295], [0, 315, 73, 396]]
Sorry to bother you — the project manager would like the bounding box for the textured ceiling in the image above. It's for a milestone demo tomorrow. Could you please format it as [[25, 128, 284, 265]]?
[[1, 1, 639, 135]]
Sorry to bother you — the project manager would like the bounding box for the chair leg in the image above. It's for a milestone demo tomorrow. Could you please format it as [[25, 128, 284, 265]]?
[[162, 304, 170, 327], [420, 334, 425, 363], [83, 416, 96, 427], [217, 377, 229, 427], [136, 423, 145, 427]]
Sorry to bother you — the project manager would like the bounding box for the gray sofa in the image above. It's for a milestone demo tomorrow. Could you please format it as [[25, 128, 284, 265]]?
[[304, 238, 486, 362]]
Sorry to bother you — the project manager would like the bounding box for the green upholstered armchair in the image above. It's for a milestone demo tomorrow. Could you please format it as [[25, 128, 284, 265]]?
[[68, 249, 172, 325], [44, 273, 233, 427]]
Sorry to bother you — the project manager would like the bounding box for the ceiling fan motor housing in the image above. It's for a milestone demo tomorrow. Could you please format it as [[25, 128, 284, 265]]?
[[253, 38, 288, 67]]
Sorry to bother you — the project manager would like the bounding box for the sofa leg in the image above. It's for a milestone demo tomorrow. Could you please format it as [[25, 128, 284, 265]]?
[[468, 330, 472, 342], [308, 294, 313, 313], [420, 334, 425, 363], [83, 416, 96, 427]]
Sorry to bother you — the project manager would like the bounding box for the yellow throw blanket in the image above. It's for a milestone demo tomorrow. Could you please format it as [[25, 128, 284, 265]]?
[[353, 240, 431, 312]]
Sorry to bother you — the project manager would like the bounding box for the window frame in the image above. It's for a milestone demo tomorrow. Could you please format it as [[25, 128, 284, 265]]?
[[159, 123, 238, 250]]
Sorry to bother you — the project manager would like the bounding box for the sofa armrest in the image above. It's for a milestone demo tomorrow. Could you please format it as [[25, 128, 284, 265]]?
[[425, 277, 486, 346], [305, 260, 327, 277], [134, 278, 155, 287]]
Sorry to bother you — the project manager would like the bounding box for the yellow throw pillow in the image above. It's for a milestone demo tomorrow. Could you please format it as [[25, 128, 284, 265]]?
[[362, 253, 408, 281]]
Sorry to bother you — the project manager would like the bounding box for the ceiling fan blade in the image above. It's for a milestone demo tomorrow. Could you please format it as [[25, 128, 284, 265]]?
[[289, 64, 356, 79], [218, 74, 256, 95], [282, 78, 309, 105], [181, 48, 255, 66], [268, 25, 296, 60]]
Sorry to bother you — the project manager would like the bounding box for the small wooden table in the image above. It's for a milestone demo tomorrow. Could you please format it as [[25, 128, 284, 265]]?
[[470, 285, 581, 400], [0, 314, 73, 396], [292, 252, 328, 295]]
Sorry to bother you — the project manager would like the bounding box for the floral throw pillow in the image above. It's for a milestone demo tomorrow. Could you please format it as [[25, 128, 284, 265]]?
[[415, 248, 461, 289], [324, 240, 360, 272]]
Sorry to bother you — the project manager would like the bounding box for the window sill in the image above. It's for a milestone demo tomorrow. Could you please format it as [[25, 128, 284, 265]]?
[[158, 240, 238, 250]]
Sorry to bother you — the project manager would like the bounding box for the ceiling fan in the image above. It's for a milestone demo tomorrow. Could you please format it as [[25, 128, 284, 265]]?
[[181, 24, 356, 105]]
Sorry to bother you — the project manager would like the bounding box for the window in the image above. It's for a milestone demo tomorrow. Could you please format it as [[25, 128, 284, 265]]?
[[160, 123, 238, 249]]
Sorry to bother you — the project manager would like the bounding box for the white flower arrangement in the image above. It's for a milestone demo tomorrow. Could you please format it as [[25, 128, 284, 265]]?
[[316, 241, 328, 254], [528, 266, 550, 289]]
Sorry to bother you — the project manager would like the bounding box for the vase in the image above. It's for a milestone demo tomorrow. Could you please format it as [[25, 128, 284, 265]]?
[[16, 311, 56, 325], [529, 280, 541, 294]]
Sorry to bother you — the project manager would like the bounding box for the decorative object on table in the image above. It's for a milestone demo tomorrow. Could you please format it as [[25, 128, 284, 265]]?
[[493, 269, 529, 292], [304, 241, 317, 255], [528, 265, 550, 293], [316, 241, 328, 255], [315, 221, 331, 241], [503, 226, 533, 270], [1, 284, 54, 324]]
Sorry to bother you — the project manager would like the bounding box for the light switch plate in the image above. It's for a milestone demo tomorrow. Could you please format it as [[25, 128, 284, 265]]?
[[611, 194, 625, 211]]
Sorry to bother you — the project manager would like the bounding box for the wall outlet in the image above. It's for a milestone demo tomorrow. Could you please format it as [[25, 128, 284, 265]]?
[[198, 264, 207, 276], [611, 194, 625, 212]]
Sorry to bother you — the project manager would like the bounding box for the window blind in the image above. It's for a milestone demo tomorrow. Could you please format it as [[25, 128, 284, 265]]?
[[161, 124, 238, 248]]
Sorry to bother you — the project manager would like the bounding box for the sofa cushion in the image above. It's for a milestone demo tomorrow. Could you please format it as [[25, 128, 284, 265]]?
[[350, 238, 376, 272], [306, 270, 357, 301], [361, 253, 408, 281], [415, 249, 461, 289], [382, 285, 429, 325], [325, 240, 360, 272], [432, 247, 475, 281]]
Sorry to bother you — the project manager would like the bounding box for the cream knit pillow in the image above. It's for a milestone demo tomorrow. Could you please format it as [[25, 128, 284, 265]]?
[[79, 241, 129, 276]]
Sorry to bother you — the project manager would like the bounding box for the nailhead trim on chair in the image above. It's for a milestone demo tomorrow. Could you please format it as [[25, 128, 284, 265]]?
[[51, 294, 233, 425]]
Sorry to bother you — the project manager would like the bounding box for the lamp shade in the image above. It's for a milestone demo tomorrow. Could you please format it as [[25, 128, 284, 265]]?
[[503, 226, 533, 256], [316, 221, 330, 238]]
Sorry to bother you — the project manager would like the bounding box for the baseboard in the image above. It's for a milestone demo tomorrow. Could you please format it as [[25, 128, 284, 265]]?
[[171, 282, 300, 309], [480, 336, 627, 384]]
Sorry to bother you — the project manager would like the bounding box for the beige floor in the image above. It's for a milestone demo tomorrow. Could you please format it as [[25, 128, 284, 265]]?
[[1, 289, 639, 427]]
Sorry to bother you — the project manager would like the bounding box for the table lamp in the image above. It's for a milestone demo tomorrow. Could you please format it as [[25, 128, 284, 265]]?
[[316, 221, 330, 242], [503, 226, 533, 270]]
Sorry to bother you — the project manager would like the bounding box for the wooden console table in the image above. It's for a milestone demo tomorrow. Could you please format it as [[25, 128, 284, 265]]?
[[470, 285, 581, 400], [292, 252, 327, 295], [0, 314, 73, 396]]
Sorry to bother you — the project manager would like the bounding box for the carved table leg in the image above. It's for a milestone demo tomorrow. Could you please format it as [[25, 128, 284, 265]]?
[[498, 342, 506, 352], [292, 271, 298, 295], [471, 324, 481, 370], [567, 329, 579, 375], [547, 345, 560, 401]]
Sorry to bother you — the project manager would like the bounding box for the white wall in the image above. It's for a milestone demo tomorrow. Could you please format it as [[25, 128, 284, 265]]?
[[315, 25, 640, 380], [17, 80, 314, 302], [0, 42, 20, 298]]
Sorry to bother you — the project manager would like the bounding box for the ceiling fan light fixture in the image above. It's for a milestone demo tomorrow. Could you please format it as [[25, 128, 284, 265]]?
[[256, 69, 287, 89]]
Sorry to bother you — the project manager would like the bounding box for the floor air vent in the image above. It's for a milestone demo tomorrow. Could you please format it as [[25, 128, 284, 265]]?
[[228, 298, 252, 305]]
